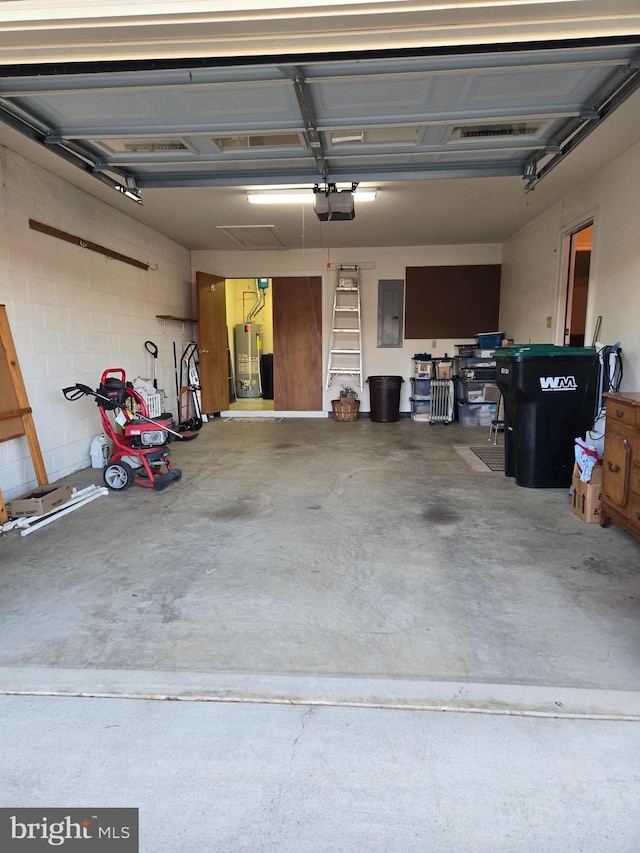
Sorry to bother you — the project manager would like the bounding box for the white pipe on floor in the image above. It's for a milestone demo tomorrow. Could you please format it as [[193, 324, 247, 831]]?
[[20, 488, 109, 536], [1, 485, 108, 536]]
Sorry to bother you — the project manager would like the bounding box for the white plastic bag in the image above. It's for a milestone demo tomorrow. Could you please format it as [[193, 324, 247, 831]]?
[[574, 437, 599, 482]]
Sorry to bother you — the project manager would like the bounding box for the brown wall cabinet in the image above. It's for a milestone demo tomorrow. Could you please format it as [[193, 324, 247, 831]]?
[[405, 264, 501, 339], [600, 391, 640, 546]]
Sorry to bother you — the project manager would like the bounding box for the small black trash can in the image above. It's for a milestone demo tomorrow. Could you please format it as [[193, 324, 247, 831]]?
[[367, 375, 404, 422]]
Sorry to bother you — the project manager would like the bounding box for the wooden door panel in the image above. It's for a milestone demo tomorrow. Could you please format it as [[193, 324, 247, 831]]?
[[196, 271, 229, 413], [272, 277, 322, 411]]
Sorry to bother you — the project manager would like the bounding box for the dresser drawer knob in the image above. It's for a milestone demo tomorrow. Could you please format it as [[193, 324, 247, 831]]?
[[607, 461, 621, 474], [616, 409, 625, 418]]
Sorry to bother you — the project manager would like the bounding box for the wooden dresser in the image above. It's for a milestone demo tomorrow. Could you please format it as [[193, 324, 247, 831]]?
[[600, 391, 640, 545]]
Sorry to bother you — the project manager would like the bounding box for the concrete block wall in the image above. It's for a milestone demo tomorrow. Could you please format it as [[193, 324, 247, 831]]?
[[0, 146, 193, 501]]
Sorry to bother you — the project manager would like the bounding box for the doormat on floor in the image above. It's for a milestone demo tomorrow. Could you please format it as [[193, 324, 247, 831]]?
[[222, 417, 284, 423], [469, 446, 505, 471]]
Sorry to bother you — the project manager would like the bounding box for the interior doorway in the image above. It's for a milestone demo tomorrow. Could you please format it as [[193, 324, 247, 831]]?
[[226, 278, 275, 412], [196, 272, 323, 414], [563, 222, 593, 347]]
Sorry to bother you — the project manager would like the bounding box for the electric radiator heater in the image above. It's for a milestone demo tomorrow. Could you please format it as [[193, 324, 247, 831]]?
[[429, 379, 455, 424]]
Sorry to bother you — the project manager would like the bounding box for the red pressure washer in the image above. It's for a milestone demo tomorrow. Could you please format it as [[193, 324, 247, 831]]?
[[63, 368, 182, 491]]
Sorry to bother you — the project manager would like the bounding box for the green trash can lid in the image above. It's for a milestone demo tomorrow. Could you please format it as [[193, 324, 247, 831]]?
[[495, 344, 597, 357]]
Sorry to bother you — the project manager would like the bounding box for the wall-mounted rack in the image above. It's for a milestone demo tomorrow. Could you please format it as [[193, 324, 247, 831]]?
[[29, 220, 152, 270], [155, 314, 197, 335]]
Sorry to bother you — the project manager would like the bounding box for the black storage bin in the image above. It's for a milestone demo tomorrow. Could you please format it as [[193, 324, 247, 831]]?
[[367, 375, 404, 422], [495, 345, 599, 488], [458, 366, 497, 381]]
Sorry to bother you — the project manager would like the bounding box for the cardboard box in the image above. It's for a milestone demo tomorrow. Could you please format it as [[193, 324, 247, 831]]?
[[573, 461, 603, 484], [7, 484, 72, 518], [571, 471, 602, 524]]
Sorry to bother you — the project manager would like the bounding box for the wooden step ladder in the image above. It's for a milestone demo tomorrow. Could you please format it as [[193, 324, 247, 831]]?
[[0, 304, 48, 524], [326, 266, 363, 390]]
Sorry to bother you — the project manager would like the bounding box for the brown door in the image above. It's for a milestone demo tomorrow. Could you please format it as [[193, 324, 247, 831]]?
[[196, 271, 229, 413], [272, 277, 323, 410]]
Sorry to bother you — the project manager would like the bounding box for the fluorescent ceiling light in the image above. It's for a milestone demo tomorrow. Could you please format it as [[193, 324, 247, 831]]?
[[247, 190, 376, 205]]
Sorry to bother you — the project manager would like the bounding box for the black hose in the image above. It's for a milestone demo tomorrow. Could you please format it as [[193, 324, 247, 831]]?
[[172, 341, 180, 413]]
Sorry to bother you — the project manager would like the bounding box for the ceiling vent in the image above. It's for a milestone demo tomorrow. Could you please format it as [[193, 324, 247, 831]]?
[[122, 140, 188, 152], [215, 134, 302, 149], [450, 123, 541, 140]]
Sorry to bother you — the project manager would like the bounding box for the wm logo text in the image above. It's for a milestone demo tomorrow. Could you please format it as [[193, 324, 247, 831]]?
[[539, 375, 578, 391]]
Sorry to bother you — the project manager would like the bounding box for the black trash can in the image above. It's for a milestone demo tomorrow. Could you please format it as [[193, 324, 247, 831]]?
[[367, 375, 404, 422], [495, 345, 599, 488]]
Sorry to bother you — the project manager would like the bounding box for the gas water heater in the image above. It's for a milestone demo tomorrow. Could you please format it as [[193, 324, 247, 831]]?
[[234, 279, 269, 399], [234, 323, 263, 398]]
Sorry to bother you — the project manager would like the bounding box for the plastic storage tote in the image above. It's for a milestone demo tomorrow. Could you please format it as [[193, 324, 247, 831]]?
[[457, 402, 497, 427], [410, 377, 431, 400], [476, 332, 504, 349], [455, 379, 498, 403], [410, 398, 431, 421]]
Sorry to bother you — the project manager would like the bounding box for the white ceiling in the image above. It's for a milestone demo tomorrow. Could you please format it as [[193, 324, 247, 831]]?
[[2, 1, 640, 63], [0, 2, 639, 250]]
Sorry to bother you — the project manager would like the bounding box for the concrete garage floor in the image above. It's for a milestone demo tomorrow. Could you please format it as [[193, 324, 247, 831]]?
[[1, 417, 640, 849]]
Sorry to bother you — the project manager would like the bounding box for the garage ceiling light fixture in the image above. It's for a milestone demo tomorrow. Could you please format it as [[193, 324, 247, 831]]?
[[247, 188, 376, 204]]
